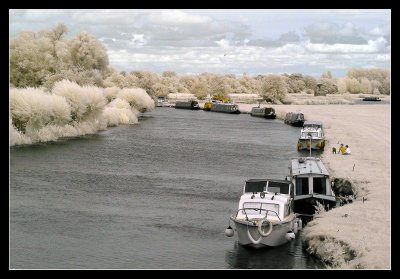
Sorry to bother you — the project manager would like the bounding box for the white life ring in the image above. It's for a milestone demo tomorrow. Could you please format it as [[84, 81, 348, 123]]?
[[247, 227, 263, 244], [257, 216, 273, 237]]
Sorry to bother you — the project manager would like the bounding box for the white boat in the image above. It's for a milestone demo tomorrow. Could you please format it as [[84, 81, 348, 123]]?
[[288, 157, 336, 215], [156, 97, 173, 107], [297, 121, 326, 151], [226, 179, 302, 248]]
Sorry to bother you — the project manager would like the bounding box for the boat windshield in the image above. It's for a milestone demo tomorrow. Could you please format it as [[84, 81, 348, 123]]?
[[244, 180, 266, 193], [267, 181, 290, 194], [242, 202, 279, 216], [301, 132, 319, 138]]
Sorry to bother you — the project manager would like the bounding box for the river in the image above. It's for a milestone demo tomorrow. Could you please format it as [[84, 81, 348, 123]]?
[[10, 107, 324, 269]]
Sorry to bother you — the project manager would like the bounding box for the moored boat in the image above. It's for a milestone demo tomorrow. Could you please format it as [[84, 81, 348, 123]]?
[[175, 100, 201, 110], [297, 120, 326, 151], [284, 112, 305, 127], [226, 179, 302, 248], [210, 103, 241, 114], [250, 107, 276, 119], [156, 96, 173, 107], [362, 96, 381, 101], [288, 157, 336, 215]]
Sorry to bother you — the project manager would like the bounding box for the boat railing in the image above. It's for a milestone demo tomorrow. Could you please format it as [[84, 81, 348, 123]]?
[[235, 208, 281, 222]]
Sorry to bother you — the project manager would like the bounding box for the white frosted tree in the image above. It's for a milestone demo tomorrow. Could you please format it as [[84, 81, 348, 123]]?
[[336, 77, 347, 94], [259, 75, 288, 104], [10, 24, 110, 89]]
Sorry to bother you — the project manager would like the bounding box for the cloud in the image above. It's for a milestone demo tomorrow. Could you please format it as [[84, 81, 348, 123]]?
[[72, 10, 137, 25], [368, 25, 390, 37], [22, 9, 66, 22], [279, 31, 300, 43], [331, 9, 363, 16], [305, 22, 367, 44], [147, 10, 212, 25], [304, 37, 388, 53], [128, 33, 148, 48]]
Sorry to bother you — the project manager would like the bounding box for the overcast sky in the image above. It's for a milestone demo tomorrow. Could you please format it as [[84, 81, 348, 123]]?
[[9, 9, 391, 77]]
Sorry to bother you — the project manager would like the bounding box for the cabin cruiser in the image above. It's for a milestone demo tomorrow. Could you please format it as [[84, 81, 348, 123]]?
[[250, 107, 276, 119], [284, 112, 305, 127], [297, 120, 326, 151], [225, 179, 302, 248], [288, 157, 336, 215], [156, 96, 173, 107]]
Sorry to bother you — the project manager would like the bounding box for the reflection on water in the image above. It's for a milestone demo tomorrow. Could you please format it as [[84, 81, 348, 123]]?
[[225, 233, 323, 269]]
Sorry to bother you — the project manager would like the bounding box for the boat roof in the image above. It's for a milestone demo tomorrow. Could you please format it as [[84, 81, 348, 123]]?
[[303, 120, 323, 126], [246, 178, 290, 184], [290, 157, 329, 176]]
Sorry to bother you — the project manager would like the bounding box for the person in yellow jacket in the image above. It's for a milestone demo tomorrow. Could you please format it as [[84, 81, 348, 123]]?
[[338, 143, 346, 154]]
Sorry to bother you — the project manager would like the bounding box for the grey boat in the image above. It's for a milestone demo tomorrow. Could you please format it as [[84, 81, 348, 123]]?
[[210, 103, 241, 114], [175, 100, 200, 110], [284, 112, 305, 127], [288, 157, 336, 215], [250, 107, 276, 119]]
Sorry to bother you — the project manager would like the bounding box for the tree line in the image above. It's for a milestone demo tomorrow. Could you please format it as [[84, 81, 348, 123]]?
[[10, 24, 390, 105]]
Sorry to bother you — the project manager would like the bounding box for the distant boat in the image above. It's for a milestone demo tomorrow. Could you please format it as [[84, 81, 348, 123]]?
[[250, 107, 276, 119], [156, 97, 173, 107], [288, 157, 336, 215], [210, 103, 241, 114], [175, 100, 201, 110], [297, 121, 326, 151], [226, 179, 302, 248], [362, 96, 381, 101], [284, 112, 305, 127]]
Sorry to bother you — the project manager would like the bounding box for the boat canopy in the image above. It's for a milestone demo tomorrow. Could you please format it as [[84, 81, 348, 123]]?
[[290, 157, 329, 176]]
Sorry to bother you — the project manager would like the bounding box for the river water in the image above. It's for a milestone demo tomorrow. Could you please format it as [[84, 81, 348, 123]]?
[[10, 108, 324, 269]]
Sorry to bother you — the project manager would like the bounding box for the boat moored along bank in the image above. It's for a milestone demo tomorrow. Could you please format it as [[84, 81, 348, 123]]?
[[210, 103, 241, 114], [250, 107, 277, 119], [175, 100, 201, 110], [226, 179, 302, 248]]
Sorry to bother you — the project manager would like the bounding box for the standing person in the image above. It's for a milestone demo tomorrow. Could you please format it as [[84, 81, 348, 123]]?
[[344, 145, 351, 155], [339, 143, 346, 154]]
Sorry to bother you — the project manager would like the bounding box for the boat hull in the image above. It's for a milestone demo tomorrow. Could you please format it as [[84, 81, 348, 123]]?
[[250, 113, 277, 119], [294, 196, 337, 215], [230, 216, 295, 248], [297, 138, 326, 150], [286, 120, 304, 127]]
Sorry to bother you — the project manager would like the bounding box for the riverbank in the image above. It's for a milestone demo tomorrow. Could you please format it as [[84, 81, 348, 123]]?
[[238, 103, 390, 269]]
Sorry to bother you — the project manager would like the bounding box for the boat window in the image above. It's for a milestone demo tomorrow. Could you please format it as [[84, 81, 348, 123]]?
[[296, 177, 309, 195], [313, 177, 326, 194], [244, 181, 266, 193], [242, 202, 279, 216], [267, 181, 289, 194]]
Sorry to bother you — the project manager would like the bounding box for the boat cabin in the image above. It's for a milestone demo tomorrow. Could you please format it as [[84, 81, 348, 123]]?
[[300, 120, 324, 139], [236, 179, 295, 221], [288, 157, 336, 213]]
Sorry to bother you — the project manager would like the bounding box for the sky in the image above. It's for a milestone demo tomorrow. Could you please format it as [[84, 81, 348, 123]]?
[[9, 9, 391, 77]]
